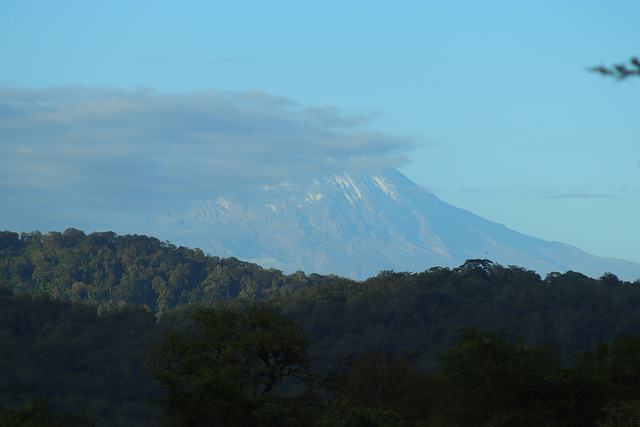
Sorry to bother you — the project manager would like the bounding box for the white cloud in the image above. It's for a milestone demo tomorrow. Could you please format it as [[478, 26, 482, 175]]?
[[0, 86, 414, 231]]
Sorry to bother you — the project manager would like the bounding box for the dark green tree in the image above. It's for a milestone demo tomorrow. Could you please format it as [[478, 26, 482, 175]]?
[[146, 305, 312, 426], [430, 328, 569, 427], [0, 398, 92, 427], [597, 400, 640, 427], [326, 351, 431, 426], [574, 336, 640, 406]]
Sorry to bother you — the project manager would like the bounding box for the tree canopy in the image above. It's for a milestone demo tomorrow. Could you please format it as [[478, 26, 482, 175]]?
[[145, 305, 312, 426], [4, 230, 640, 425]]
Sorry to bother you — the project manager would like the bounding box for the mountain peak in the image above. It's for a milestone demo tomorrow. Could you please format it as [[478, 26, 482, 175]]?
[[152, 169, 640, 281]]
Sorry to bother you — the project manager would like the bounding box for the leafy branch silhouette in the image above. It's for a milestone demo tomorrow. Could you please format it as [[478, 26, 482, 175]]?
[[589, 57, 640, 80]]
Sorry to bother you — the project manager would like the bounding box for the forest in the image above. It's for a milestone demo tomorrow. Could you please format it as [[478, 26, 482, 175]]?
[[2, 229, 640, 426]]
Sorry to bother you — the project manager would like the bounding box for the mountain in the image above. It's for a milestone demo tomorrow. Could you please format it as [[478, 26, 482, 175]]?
[[152, 168, 640, 281]]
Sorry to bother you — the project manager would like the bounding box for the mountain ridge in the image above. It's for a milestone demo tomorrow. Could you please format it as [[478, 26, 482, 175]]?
[[153, 168, 640, 281]]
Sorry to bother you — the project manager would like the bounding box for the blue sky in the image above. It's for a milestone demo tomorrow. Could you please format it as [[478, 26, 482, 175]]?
[[1, 1, 639, 264]]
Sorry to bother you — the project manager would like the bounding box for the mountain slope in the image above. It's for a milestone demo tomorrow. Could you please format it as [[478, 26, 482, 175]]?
[[154, 169, 640, 281]]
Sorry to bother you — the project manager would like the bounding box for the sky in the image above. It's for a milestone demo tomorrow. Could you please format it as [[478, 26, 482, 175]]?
[[1, 0, 639, 264]]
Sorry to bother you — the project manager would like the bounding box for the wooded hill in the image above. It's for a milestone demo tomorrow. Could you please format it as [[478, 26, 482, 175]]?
[[2, 229, 640, 426]]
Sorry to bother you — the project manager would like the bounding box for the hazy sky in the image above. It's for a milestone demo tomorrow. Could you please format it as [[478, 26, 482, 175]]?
[[1, 1, 639, 263]]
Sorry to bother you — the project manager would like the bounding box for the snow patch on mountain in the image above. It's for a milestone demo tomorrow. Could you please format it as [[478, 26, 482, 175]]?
[[372, 175, 399, 200]]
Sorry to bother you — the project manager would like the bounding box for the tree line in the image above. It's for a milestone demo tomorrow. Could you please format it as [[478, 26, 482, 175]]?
[[3, 229, 640, 425], [3, 287, 640, 426], [0, 229, 350, 315]]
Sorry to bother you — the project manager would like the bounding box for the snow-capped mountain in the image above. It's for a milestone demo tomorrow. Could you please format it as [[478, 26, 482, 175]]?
[[153, 168, 640, 281]]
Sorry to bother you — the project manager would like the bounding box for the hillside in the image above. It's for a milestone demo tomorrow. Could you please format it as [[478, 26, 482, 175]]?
[[2, 229, 640, 362], [3, 231, 640, 425]]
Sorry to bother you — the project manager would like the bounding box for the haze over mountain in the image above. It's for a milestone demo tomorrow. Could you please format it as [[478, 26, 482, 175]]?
[[154, 168, 640, 281]]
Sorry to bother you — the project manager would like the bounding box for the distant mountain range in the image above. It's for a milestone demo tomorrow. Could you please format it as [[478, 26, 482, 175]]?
[[153, 168, 640, 281]]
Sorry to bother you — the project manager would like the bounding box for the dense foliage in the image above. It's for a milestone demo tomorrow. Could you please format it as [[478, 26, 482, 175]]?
[[273, 260, 640, 372], [0, 287, 160, 426], [3, 229, 640, 425], [0, 229, 350, 314], [146, 305, 313, 426]]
